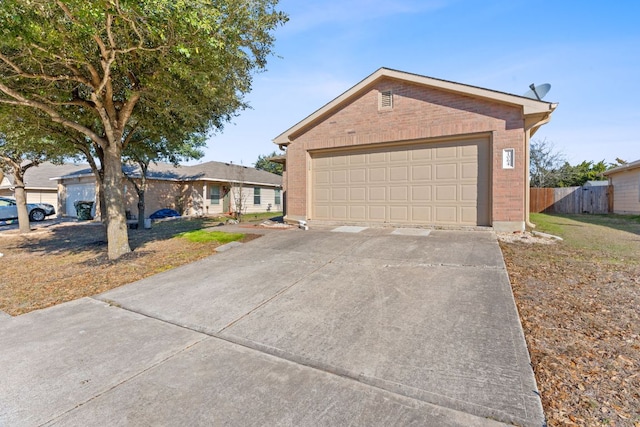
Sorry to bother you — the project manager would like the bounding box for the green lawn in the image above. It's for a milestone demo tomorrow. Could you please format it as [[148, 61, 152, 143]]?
[[529, 213, 640, 264], [177, 230, 245, 244]]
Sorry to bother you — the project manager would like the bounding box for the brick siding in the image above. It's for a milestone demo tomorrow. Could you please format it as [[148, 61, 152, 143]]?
[[284, 78, 527, 225]]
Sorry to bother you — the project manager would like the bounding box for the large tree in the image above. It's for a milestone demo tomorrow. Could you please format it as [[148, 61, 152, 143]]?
[[529, 139, 567, 188], [254, 150, 283, 175], [0, 107, 68, 233], [0, 0, 287, 259]]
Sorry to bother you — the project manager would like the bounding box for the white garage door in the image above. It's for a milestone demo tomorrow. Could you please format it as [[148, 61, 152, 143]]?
[[311, 138, 490, 226], [65, 183, 96, 217]]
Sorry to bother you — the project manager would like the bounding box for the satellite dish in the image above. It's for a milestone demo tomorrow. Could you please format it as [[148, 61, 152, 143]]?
[[523, 83, 551, 100]]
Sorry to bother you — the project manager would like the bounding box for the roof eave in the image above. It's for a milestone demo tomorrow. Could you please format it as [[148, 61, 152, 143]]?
[[603, 159, 640, 176], [273, 67, 558, 145]]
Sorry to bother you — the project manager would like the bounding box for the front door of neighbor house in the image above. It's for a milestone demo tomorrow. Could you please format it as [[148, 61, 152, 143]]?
[[223, 189, 230, 214]]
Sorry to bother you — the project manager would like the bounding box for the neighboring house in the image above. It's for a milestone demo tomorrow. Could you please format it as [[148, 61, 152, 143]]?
[[0, 162, 88, 207], [603, 159, 640, 214], [273, 68, 557, 232], [57, 161, 282, 218]]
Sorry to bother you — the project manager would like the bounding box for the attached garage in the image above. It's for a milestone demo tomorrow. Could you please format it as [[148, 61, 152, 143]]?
[[274, 68, 557, 232], [65, 183, 96, 218], [311, 137, 490, 226]]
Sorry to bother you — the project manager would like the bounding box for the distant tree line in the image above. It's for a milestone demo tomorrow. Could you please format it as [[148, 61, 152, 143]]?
[[530, 139, 626, 188]]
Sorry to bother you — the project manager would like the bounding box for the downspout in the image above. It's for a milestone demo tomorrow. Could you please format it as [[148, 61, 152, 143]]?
[[524, 112, 554, 229], [524, 128, 535, 229]]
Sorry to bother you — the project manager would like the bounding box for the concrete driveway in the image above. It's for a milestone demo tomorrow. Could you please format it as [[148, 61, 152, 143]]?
[[0, 226, 544, 426]]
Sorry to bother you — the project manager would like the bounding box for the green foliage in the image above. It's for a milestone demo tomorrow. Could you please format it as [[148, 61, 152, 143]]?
[[0, 106, 70, 171], [555, 160, 610, 187], [530, 139, 618, 188], [254, 150, 283, 175], [177, 230, 244, 244], [0, 0, 287, 258], [0, 0, 288, 145]]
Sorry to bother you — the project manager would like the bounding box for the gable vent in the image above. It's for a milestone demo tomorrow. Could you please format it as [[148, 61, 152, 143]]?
[[379, 90, 393, 110]]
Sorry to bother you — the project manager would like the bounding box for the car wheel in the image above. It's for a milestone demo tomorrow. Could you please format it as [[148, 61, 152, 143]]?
[[29, 209, 46, 222]]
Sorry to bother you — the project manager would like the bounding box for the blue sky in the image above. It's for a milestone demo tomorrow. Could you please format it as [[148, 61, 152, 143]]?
[[194, 1, 639, 167]]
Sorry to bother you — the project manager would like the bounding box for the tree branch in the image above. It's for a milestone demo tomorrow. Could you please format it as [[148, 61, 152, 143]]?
[[0, 82, 105, 146]]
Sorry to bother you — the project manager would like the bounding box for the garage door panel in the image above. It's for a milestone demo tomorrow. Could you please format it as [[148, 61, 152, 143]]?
[[350, 169, 366, 183], [349, 206, 366, 220], [350, 187, 366, 201], [389, 206, 409, 221], [435, 206, 457, 222], [389, 151, 408, 162], [389, 186, 408, 201], [315, 157, 331, 167], [350, 154, 366, 164], [312, 138, 490, 226], [315, 206, 330, 219], [461, 162, 477, 179], [411, 148, 432, 161], [435, 146, 457, 158], [369, 206, 386, 220], [411, 206, 431, 222], [369, 187, 386, 201], [331, 206, 347, 219], [332, 170, 347, 184], [461, 184, 477, 201], [369, 168, 387, 182], [390, 166, 408, 181], [315, 188, 330, 202], [411, 165, 432, 181], [435, 185, 457, 201], [370, 152, 387, 163], [461, 206, 477, 223], [332, 156, 348, 166], [461, 144, 478, 156], [412, 186, 431, 201], [315, 171, 330, 185], [331, 188, 348, 201], [436, 163, 458, 180]]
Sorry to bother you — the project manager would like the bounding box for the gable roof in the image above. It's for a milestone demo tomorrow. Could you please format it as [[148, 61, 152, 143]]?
[[603, 159, 640, 176], [273, 67, 558, 147], [58, 160, 282, 187], [0, 162, 89, 190]]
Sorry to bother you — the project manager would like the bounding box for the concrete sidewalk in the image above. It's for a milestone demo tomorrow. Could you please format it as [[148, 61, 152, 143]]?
[[0, 227, 544, 426]]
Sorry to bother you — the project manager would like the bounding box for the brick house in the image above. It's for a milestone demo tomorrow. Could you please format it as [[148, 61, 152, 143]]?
[[0, 162, 88, 206], [273, 68, 557, 232], [58, 161, 282, 219], [603, 159, 640, 214]]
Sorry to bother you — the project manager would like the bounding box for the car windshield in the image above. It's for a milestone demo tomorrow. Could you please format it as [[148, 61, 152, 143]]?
[[0, 198, 16, 207]]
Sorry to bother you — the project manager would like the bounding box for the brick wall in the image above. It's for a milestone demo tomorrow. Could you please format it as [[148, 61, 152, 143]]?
[[284, 78, 527, 225]]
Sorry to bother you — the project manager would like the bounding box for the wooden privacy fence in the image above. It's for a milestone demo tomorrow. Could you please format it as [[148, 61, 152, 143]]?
[[530, 186, 612, 214]]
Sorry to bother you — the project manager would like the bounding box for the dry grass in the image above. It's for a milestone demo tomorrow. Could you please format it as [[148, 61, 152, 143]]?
[[0, 217, 259, 316], [500, 214, 640, 426]]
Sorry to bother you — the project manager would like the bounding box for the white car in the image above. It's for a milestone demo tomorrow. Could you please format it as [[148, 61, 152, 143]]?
[[0, 196, 56, 222]]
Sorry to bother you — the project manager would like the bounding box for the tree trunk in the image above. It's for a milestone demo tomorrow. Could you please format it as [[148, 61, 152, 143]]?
[[137, 189, 145, 229], [13, 176, 31, 234], [102, 145, 131, 259]]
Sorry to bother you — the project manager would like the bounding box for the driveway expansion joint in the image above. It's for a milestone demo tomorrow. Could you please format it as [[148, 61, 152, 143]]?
[[213, 332, 526, 427]]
